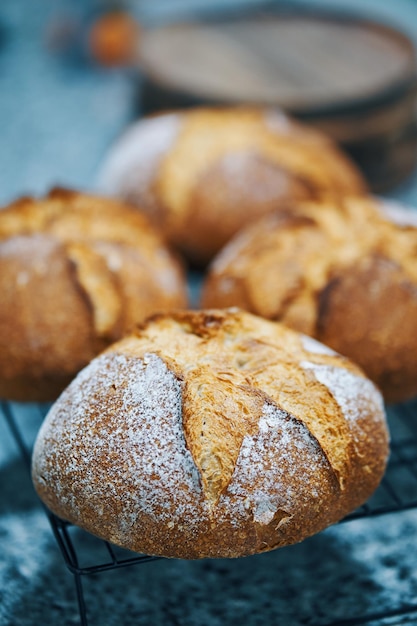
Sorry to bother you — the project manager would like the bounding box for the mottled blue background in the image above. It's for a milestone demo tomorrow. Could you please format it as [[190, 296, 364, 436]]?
[[2, 0, 417, 205], [2, 2, 417, 625]]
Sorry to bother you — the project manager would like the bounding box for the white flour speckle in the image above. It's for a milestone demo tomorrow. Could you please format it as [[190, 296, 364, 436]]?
[[377, 199, 417, 228], [301, 335, 337, 356], [98, 115, 181, 202], [16, 271, 29, 286], [33, 352, 205, 536], [264, 109, 291, 135], [301, 361, 384, 423], [219, 402, 330, 525]]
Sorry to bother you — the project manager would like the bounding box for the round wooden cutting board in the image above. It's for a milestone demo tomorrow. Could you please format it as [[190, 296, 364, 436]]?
[[136, 9, 417, 191]]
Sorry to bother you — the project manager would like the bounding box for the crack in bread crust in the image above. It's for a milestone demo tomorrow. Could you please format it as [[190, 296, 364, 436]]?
[[202, 197, 417, 402], [0, 189, 188, 401], [98, 107, 366, 265], [32, 309, 389, 558]]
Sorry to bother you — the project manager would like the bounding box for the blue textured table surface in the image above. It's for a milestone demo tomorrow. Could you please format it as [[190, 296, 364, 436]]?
[[2, 0, 417, 206], [2, 2, 417, 625]]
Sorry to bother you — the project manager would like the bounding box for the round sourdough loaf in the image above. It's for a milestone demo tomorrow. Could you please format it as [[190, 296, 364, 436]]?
[[98, 107, 367, 266], [201, 196, 417, 403], [31, 309, 389, 559], [0, 188, 187, 401]]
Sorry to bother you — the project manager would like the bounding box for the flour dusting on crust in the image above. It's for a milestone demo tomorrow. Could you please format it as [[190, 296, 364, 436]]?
[[377, 199, 417, 228], [33, 352, 204, 537], [98, 114, 181, 201], [301, 361, 384, 423], [219, 402, 330, 526], [301, 335, 337, 356], [31, 309, 390, 558]]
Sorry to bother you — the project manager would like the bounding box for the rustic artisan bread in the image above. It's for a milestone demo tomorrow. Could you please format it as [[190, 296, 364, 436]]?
[[32, 308, 389, 559], [201, 196, 417, 403], [0, 188, 188, 401], [98, 107, 367, 266]]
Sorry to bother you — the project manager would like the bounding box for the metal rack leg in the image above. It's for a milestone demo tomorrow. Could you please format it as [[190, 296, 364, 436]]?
[[1, 400, 31, 470], [74, 573, 89, 626]]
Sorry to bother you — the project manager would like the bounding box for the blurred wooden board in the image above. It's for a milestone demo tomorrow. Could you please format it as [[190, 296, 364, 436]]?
[[136, 9, 417, 191]]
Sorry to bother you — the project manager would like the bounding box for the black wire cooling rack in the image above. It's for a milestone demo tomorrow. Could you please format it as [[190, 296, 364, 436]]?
[[3, 396, 417, 626]]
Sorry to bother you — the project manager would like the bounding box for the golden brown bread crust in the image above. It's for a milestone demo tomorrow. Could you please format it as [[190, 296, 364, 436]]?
[[32, 309, 389, 559], [98, 107, 367, 266], [0, 189, 188, 401], [201, 196, 417, 403]]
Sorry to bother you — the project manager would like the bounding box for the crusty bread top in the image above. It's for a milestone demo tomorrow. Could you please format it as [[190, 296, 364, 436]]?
[[0, 187, 171, 250], [202, 196, 417, 330], [114, 309, 386, 498], [32, 309, 389, 558], [0, 189, 188, 400], [201, 197, 417, 402], [98, 107, 367, 264], [0, 188, 188, 340]]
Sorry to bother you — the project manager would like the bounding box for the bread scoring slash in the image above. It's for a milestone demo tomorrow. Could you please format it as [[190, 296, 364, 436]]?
[[32, 309, 389, 559], [202, 196, 417, 403], [98, 107, 366, 266], [0, 188, 187, 401]]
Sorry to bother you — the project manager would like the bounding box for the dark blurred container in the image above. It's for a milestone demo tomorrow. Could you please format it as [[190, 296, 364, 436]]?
[[134, 6, 417, 192]]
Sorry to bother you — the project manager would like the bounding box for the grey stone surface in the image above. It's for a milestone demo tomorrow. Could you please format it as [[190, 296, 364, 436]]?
[[2, 2, 417, 625]]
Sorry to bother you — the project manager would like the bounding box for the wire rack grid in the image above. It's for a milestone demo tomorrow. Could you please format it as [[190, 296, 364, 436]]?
[[3, 397, 417, 626]]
